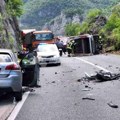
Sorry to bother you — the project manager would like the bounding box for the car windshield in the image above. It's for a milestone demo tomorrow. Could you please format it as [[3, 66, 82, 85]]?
[[0, 54, 12, 62], [34, 33, 53, 40], [37, 44, 58, 52]]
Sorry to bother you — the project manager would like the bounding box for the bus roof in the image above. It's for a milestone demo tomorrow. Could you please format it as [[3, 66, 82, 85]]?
[[21, 29, 36, 34], [33, 30, 53, 34]]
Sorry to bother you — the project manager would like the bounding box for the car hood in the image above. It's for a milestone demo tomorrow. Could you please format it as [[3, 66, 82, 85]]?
[[37, 51, 59, 57]]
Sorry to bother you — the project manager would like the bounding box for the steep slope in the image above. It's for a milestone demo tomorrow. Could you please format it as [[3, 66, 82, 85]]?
[[0, 0, 21, 51], [20, 0, 120, 35]]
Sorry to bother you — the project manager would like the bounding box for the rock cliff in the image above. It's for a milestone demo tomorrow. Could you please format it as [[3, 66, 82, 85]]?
[[0, 0, 21, 52], [43, 12, 83, 36]]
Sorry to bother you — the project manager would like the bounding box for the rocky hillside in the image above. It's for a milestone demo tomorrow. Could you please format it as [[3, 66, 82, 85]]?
[[0, 0, 21, 51], [20, 0, 119, 35]]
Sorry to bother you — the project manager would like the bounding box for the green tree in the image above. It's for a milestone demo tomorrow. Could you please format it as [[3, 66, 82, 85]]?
[[87, 8, 102, 22], [65, 23, 81, 36], [63, 8, 83, 18], [6, 0, 23, 17], [102, 4, 120, 50], [79, 22, 89, 34], [112, 27, 120, 50], [80, 8, 104, 34]]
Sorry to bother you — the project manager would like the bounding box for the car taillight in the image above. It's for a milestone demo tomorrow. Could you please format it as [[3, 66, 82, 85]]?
[[5, 64, 20, 70]]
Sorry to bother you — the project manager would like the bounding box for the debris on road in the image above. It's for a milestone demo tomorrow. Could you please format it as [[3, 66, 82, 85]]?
[[107, 102, 119, 108], [62, 70, 73, 73], [52, 81, 55, 83], [84, 72, 96, 80], [82, 97, 95, 100], [85, 85, 92, 89], [82, 89, 91, 91], [77, 79, 81, 82], [74, 103, 77, 106], [95, 70, 120, 81], [55, 72, 58, 74], [82, 85, 93, 91], [80, 70, 120, 82], [116, 67, 119, 69], [108, 65, 112, 68]]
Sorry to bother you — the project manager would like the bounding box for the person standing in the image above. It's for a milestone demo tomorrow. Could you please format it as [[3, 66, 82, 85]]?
[[55, 38, 64, 56], [66, 40, 73, 57]]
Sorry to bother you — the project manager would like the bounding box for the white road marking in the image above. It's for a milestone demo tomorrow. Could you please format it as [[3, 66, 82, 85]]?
[[75, 57, 110, 72], [7, 57, 109, 120], [7, 92, 30, 120]]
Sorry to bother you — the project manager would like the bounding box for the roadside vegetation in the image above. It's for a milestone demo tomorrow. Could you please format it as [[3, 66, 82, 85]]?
[[65, 3, 120, 52], [6, 0, 23, 17], [20, 0, 119, 29], [3, 0, 120, 52], [0, 0, 23, 49]]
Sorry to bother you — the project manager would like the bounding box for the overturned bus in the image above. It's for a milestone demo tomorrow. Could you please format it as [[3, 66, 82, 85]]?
[[73, 34, 102, 55]]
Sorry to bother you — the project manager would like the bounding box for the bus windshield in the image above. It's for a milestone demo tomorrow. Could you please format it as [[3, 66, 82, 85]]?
[[34, 33, 54, 40]]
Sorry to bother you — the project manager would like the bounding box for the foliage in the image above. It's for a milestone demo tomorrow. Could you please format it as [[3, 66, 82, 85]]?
[[63, 8, 83, 18], [112, 27, 120, 50], [101, 4, 120, 50], [87, 9, 102, 20], [81, 8, 104, 34], [21, 0, 120, 50], [65, 23, 81, 36], [20, 0, 119, 29], [79, 22, 89, 34], [6, 0, 23, 17], [0, 14, 3, 31]]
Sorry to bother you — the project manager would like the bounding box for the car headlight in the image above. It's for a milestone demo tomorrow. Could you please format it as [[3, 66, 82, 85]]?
[[54, 55, 59, 58]]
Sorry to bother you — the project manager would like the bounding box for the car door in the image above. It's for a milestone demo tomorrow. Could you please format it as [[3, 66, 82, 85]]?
[[19, 51, 39, 87]]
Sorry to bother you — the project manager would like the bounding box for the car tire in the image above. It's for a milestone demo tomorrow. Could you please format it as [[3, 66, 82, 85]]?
[[14, 90, 22, 102]]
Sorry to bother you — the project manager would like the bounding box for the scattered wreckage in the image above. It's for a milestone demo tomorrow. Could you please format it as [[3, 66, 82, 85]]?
[[79, 70, 120, 82], [77, 70, 120, 108]]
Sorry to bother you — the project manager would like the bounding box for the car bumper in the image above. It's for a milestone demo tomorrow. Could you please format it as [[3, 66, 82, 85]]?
[[39, 58, 61, 65], [0, 73, 22, 92]]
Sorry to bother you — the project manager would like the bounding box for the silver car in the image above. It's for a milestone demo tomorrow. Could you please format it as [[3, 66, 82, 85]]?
[[0, 49, 22, 101], [37, 44, 61, 66]]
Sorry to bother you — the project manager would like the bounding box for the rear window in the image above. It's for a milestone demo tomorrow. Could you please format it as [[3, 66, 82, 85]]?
[[0, 54, 12, 62]]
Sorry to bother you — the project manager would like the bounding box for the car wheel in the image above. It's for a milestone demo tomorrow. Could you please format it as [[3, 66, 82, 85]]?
[[14, 90, 22, 102]]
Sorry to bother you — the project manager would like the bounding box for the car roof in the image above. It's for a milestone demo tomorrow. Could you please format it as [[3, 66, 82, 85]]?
[[0, 49, 17, 61], [0, 49, 13, 54]]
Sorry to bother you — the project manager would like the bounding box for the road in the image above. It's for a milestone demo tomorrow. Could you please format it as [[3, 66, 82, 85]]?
[[1, 54, 120, 120]]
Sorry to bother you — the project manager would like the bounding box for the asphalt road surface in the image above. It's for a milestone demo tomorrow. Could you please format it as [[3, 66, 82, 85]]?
[[2, 54, 120, 120]]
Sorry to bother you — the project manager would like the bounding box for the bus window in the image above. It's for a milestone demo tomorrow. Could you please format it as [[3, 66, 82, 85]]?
[[34, 33, 54, 40]]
